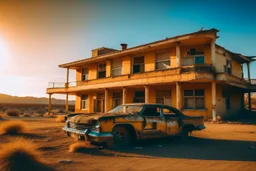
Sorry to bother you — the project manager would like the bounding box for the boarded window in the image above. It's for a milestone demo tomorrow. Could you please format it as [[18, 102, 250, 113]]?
[[111, 59, 122, 76], [156, 51, 170, 70], [98, 63, 106, 78], [81, 68, 88, 81], [133, 56, 144, 73], [81, 95, 88, 110], [184, 89, 205, 109]]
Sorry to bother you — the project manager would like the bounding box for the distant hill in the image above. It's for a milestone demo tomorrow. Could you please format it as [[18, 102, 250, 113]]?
[[0, 93, 75, 105]]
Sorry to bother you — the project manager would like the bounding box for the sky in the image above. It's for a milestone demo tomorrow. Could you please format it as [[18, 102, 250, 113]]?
[[0, 0, 255, 99]]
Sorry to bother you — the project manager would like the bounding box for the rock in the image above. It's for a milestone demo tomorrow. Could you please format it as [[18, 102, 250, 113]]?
[[58, 159, 72, 163]]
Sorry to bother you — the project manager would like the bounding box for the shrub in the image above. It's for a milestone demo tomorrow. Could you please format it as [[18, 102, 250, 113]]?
[[0, 121, 27, 135], [55, 115, 66, 122], [5, 109, 20, 117], [69, 142, 89, 153], [0, 138, 53, 171]]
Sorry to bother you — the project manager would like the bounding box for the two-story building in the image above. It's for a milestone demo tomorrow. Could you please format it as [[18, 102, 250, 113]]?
[[46, 28, 256, 121]]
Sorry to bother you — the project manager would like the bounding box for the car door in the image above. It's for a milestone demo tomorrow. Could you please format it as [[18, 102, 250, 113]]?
[[161, 106, 180, 135], [141, 105, 166, 138]]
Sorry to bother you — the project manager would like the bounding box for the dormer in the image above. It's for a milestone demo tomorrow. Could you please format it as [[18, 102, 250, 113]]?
[[91, 47, 118, 57]]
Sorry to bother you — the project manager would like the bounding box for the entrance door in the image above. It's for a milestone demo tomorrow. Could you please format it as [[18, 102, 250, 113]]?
[[141, 105, 166, 138], [94, 93, 105, 113]]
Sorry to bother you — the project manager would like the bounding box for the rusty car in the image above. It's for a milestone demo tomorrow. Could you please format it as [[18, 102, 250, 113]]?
[[63, 103, 205, 148]]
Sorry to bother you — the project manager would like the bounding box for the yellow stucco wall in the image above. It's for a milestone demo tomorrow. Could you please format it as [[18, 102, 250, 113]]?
[[76, 69, 81, 81], [106, 60, 111, 77], [122, 56, 131, 74], [215, 52, 226, 73], [88, 64, 97, 80], [144, 52, 156, 72], [232, 60, 242, 78]]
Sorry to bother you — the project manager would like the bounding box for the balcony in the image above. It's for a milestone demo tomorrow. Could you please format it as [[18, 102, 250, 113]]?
[[47, 65, 215, 94]]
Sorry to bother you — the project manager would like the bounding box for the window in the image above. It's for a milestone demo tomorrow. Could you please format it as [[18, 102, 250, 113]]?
[[162, 107, 176, 115], [81, 68, 88, 81], [133, 56, 144, 73], [156, 51, 170, 70], [133, 91, 145, 103], [111, 59, 122, 76], [81, 95, 88, 110], [224, 59, 232, 74], [112, 92, 122, 108], [183, 48, 205, 66], [142, 106, 161, 116], [184, 89, 205, 109], [98, 63, 106, 78], [156, 90, 172, 106]]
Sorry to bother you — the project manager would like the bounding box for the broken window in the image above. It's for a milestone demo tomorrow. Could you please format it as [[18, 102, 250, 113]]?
[[156, 90, 172, 106], [81, 95, 88, 110], [112, 92, 122, 108], [133, 91, 145, 103], [133, 56, 144, 74], [183, 48, 205, 66], [156, 51, 171, 70], [184, 89, 205, 109], [98, 63, 106, 78], [81, 68, 88, 81], [111, 59, 122, 77]]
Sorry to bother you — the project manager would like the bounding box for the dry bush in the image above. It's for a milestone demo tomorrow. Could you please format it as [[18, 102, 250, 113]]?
[[69, 141, 90, 153], [5, 109, 20, 117], [0, 121, 27, 135], [0, 138, 53, 171], [55, 115, 66, 122]]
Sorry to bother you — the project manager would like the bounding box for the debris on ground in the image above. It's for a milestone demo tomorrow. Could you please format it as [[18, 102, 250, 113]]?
[[58, 159, 73, 163]]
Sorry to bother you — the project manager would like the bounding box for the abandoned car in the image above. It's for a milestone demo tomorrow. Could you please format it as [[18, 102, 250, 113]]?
[[63, 103, 205, 148]]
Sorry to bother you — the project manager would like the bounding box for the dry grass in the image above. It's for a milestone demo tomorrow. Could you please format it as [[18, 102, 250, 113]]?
[[0, 138, 53, 171], [69, 141, 90, 153], [55, 115, 66, 122], [0, 121, 27, 135], [5, 109, 20, 117]]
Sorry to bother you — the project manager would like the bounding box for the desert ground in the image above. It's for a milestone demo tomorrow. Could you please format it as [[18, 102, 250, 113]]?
[[0, 116, 255, 171]]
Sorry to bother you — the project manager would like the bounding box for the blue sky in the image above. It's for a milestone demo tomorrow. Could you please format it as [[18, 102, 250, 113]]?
[[0, 0, 255, 99]]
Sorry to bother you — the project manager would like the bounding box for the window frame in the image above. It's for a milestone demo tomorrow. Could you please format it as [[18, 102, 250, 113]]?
[[81, 95, 89, 110], [155, 51, 171, 70], [97, 63, 106, 79], [132, 56, 145, 74], [183, 89, 205, 110], [111, 59, 122, 77], [81, 67, 88, 81]]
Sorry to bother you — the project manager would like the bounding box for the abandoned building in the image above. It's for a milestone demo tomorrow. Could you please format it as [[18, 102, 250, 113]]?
[[47, 28, 256, 120]]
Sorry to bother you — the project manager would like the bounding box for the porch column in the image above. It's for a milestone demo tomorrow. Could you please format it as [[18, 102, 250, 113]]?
[[104, 88, 109, 112], [176, 82, 181, 110], [241, 92, 244, 110], [144, 85, 149, 103], [246, 62, 251, 111], [122, 87, 127, 104], [212, 81, 217, 121], [65, 67, 69, 88], [176, 42, 181, 67], [211, 39, 216, 67], [248, 92, 252, 111], [65, 93, 69, 114], [48, 94, 52, 115]]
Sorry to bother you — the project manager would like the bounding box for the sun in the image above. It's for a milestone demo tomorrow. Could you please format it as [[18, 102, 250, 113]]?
[[0, 35, 9, 66]]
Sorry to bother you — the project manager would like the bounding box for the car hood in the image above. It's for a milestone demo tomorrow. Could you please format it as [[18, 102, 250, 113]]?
[[68, 112, 133, 124]]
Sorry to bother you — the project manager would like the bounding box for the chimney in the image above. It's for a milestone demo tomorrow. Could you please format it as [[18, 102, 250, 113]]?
[[121, 43, 128, 50]]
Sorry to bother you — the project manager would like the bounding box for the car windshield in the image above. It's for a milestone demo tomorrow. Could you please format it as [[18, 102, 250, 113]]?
[[108, 105, 143, 114]]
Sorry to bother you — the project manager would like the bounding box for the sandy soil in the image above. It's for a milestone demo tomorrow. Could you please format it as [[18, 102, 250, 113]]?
[[0, 118, 255, 171]]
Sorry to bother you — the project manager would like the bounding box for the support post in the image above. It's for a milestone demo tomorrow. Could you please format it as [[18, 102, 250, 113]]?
[[212, 81, 217, 121], [122, 87, 127, 104], [248, 92, 252, 111], [211, 39, 216, 67], [104, 88, 109, 112], [246, 62, 251, 83], [241, 92, 244, 110], [144, 85, 149, 103], [48, 94, 52, 115], [176, 42, 181, 67], [176, 82, 181, 110], [66, 67, 69, 88], [65, 93, 69, 114]]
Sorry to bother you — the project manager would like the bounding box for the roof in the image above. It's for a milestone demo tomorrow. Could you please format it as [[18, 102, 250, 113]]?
[[59, 28, 219, 68]]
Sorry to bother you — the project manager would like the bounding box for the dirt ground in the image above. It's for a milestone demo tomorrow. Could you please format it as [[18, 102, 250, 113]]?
[[0, 117, 255, 171]]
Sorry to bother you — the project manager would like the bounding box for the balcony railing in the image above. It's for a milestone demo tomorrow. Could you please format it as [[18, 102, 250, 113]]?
[[181, 64, 214, 73], [244, 79, 256, 85], [48, 82, 66, 88]]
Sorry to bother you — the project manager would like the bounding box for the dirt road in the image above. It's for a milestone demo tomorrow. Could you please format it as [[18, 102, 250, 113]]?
[[0, 118, 255, 171]]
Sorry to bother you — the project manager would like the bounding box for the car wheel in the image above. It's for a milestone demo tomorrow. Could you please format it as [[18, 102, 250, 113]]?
[[107, 126, 131, 149]]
